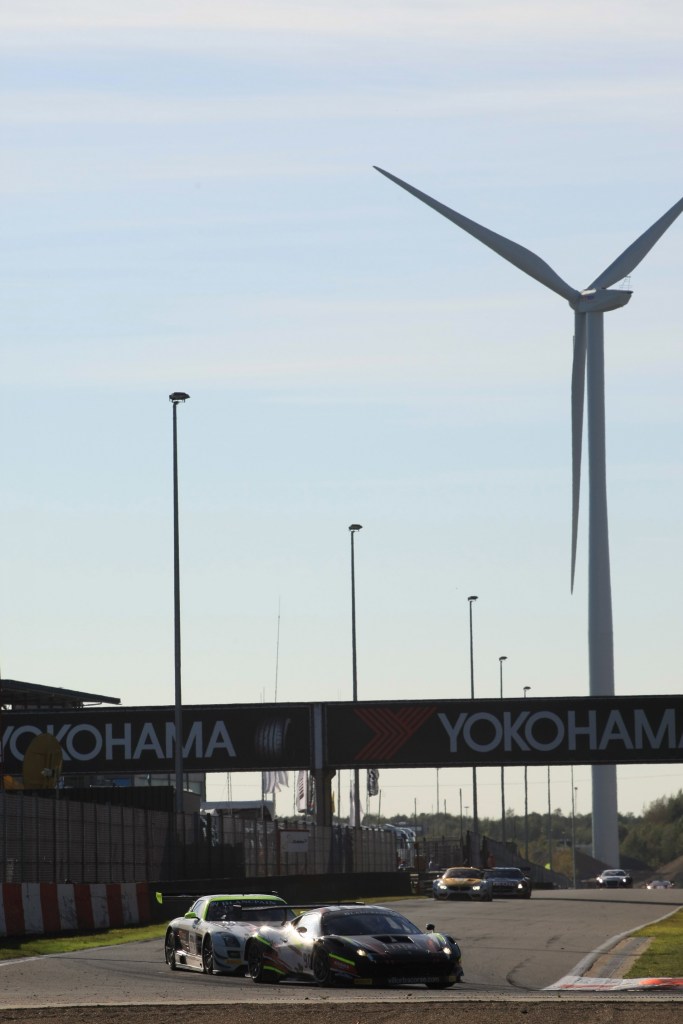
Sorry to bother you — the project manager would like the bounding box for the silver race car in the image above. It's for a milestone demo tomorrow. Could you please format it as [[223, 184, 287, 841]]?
[[164, 893, 294, 975], [595, 869, 633, 889]]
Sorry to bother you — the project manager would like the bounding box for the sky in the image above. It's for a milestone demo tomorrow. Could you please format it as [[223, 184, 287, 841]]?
[[1, 1, 682, 828]]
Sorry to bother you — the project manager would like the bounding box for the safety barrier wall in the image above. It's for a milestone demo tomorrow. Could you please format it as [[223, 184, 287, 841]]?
[[0, 881, 151, 938]]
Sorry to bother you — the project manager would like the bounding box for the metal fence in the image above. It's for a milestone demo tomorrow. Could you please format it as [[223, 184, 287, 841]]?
[[0, 792, 567, 888], [0, 792, 396, 884]]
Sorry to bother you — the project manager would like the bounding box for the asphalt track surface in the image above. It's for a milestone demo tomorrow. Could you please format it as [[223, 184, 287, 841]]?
[[1, 889, 681, 1023]]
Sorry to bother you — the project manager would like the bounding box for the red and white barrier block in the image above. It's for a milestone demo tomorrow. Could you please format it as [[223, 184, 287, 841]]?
[[0, 882, 151, 938]]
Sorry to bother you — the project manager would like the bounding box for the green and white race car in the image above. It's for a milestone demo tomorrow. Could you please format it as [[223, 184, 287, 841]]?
[[164, 893, 295, 976]]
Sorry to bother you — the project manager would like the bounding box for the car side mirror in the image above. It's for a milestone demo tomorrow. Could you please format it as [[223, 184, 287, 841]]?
[[183, 911, 198, 920], [426, 923, 435, 932]]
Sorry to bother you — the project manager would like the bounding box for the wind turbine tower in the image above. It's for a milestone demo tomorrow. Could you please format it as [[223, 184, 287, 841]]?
[[375, 166, 683, 866]]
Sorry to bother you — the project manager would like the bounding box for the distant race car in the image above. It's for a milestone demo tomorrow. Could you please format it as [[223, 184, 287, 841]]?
[[483, 866, 532, 898], [164, 893, 294, 975], [645, 878, 674, 890], [596, 869, 633, 889], [432, 866, 494, 901], [246, 903, 464, 988]]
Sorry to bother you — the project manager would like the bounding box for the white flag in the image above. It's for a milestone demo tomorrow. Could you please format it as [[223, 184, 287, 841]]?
[[262, 770, 289, 794], [349, 776, 364, 826], [296, 770, 307, 812]]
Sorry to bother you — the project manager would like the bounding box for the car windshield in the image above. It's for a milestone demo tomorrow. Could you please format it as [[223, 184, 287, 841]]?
[[321, 911, 421, 937], [445, 868, 482, 879], [602, 870, 624, 876], [205, 900, 290, 923], [485, 868, 523, 878]]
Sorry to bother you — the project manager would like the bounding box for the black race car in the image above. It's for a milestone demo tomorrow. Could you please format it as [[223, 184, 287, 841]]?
[[246, 903, 463, 988], [483, 866, 532, 898]]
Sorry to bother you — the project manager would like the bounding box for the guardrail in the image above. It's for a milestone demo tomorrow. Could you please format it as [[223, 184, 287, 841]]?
[[0, 881, 151, 938]]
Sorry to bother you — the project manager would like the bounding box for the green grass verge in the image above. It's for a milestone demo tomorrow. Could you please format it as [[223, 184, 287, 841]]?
[[0, 922, 166, 960], [623, 907, 683, 979]]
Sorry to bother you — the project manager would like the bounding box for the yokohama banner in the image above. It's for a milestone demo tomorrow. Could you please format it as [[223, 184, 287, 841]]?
[[2, 703, 311, 775], [3, 696, 682, 776], [324, 695, 683, 768]]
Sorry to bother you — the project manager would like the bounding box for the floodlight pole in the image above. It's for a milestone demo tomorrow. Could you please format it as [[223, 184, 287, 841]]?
[[468, 596, 479, 845], [170, 392, 190, 816], [499, 656, 507, 849], [523, 685, 531, 858], [571, 767, 578, 889], [349, 524, 363, 828]]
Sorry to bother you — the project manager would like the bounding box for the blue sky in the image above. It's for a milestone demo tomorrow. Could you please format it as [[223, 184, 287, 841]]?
[[2, 1, 682, 824]]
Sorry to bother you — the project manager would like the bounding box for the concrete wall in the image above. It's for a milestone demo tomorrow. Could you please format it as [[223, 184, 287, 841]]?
[[0, 881, 151, 938]]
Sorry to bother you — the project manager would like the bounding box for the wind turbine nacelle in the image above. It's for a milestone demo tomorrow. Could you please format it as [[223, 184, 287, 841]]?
[[571, 289, 632, 313]]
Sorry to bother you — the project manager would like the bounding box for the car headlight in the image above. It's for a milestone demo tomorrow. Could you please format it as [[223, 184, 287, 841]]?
[[437, 882, 448, 889], [472, 884, 481, 891], [442, 946, 452, 956]]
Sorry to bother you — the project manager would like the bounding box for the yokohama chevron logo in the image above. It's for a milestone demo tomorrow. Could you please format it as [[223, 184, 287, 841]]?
[[354, 706, 436, 762]]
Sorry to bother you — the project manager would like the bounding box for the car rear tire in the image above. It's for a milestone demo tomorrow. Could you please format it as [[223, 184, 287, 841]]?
[[202, 936, 215, 975], [164, 930, 177, 970], [247, 942, 278, 984], [312, 948, 333, 986]]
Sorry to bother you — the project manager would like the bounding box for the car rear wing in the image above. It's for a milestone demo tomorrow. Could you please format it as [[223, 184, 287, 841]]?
[[156, 892, 365, 914]]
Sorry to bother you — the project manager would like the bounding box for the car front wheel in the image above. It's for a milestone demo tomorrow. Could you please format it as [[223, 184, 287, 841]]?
[[248, 942, 278, 984], [202, 936, 215, 974], [164, 930, 177, 970], [312, 948, 333, 986]]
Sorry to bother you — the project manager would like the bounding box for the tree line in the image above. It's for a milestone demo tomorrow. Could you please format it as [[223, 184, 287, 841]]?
[[364, 789, 683, 872]]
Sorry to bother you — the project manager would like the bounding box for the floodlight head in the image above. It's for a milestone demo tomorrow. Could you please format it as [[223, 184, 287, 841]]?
[[169, 392, 190, 404], [349, 524, 363, 532], [499, 655, 507, 663], [468, 595, 478, 603]]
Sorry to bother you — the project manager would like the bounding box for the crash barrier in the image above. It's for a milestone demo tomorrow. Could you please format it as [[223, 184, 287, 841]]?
[[0, 881, 151, 938]]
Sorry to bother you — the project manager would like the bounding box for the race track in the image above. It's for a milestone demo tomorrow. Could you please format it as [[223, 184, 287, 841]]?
[[1, 889, 681, 1015]]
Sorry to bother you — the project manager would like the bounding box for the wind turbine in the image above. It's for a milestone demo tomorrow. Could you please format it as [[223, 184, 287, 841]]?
[[375, 166, 683, 865]]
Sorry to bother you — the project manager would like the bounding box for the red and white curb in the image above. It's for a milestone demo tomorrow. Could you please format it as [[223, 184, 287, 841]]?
[[0, 882, 150, 937], [546, 975, 683, 991]]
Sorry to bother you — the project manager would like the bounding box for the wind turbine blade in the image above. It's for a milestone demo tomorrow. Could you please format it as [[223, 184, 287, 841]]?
[[375, 166, 579, 302], [590, 196, 683, 290], [571, 312, 587, 593]]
